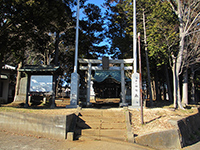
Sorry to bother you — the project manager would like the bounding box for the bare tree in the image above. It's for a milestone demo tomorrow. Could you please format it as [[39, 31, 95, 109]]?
[[167, 0, 200, 109]]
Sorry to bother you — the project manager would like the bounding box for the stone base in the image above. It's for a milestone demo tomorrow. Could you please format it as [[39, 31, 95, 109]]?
[[66, 105, 79, 108], [119, 103, 128, 107], [67, 132, 74, 141], [128, 105, 140, 109]]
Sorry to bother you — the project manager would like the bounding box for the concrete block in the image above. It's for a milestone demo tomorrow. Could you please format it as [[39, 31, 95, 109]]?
[[67, 132, 74, 141]]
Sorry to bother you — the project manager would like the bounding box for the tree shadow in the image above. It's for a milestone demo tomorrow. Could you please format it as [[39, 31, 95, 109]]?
[[145, 100, 173, 108], [144, 116, 162, 124]]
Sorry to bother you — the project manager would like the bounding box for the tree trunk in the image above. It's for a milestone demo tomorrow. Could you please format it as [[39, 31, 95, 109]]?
[[182, 68, 188, 106], [177, 75, 183, 109], [151, 80, 156, 101], [165, 64, 173, 102], [172, 57, 184, 109], [175, 37, 184, 109], [143, 10, 153, 107], [14, 62, 23, 102], [0, 57, 2, 106], [191, 67, 196, 104], [56, 75, 61, 97], [155, 66, 160, 101], [54, 32, 60, 66], [172, 0, 184, 109], [172, 63, 178, 108]]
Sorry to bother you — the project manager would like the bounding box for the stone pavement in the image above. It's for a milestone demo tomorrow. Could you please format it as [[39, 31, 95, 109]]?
[[0, 130, 153, 150]]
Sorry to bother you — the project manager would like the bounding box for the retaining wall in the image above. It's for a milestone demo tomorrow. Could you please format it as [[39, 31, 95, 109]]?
[[178, 107, 200, 147], [135, 107, 200, 149], [0, 111, 76, 140]]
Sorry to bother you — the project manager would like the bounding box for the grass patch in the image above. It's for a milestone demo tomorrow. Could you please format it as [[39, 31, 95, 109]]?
[[0, 106, 41, 114]]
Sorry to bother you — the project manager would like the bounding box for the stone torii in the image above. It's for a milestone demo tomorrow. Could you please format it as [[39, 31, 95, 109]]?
[[79, 57, 134, 106]]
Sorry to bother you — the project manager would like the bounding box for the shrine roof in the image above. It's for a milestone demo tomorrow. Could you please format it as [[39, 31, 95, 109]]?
[[2, 64, 16, 70], [93, 70, 130, 83], [18, 65, 63, 75]]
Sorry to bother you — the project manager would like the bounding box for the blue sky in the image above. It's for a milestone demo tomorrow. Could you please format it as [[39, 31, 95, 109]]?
[[80, 0, 106, 17], [86, 0, 105, 6]]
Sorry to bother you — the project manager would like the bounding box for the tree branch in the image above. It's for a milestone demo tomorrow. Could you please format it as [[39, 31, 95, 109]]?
[[185, 12, 200, 34], [167, 0, 178, 14], [186, 29, 200, 36]]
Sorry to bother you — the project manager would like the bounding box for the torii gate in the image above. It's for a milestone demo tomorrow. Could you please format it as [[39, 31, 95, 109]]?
[[79, 58, 134, 106]]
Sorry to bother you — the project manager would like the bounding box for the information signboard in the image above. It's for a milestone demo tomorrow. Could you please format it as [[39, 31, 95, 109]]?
[[30, 75, 53, 92]]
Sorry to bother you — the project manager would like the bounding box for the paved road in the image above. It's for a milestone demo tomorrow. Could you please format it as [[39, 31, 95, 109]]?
[[0, 130, 153, 150]]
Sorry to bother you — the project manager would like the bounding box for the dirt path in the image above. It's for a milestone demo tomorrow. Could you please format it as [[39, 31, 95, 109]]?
[[0, 130, 153, 150]]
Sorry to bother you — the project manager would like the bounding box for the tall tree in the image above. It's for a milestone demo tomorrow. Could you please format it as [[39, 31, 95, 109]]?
[[79, 3, 107, 58], [103, 0, 133, 59]]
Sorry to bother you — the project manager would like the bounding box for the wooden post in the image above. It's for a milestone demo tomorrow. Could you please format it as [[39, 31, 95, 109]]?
[[138, 33, 144, 124]]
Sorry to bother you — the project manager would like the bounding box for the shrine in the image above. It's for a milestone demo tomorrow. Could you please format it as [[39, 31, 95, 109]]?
[[92, 70, 131, 104], [79, 57, 133, 107]]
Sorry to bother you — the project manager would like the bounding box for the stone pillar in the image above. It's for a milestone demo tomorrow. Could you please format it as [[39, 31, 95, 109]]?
[[50, 75, 56, 108], [24, 74, 30, 108], [67, 72, 80, 108], [120, 63, 127, 107], [86, 63, 92, 106]]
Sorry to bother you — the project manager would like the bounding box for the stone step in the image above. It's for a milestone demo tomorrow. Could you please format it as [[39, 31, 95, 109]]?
[[79, 109, 124, 117], [76, 109, 128, 142], [79, 129, 127, 141], [77, 121, 126, 129], [78, 116, 126, 123], [79, 135, 127, 142]]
